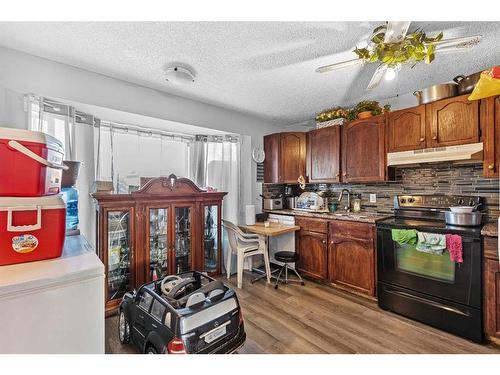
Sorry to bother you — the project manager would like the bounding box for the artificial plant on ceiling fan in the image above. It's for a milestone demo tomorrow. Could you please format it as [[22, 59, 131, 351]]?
[[316, 21, 482, 90], [353, 26, 443, 67]]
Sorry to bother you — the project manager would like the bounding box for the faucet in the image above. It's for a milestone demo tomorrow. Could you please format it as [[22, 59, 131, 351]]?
[[338, 189, 351, 212]]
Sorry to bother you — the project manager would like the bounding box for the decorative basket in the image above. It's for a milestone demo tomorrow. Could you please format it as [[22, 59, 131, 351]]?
[[315, 118, 345, 129]]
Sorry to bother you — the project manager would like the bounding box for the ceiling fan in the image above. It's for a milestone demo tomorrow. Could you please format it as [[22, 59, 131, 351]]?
[[316, 21, 483, 90]]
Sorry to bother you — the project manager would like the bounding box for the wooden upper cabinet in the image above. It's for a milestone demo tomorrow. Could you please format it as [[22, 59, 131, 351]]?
[[387, 105, 426, 152], [342, 115, 386, 183], [307, 126, 341, 183], [263, 133, 280, 183], [482, 96, 499, 178], [426, 94, 479, 147], [263, 132, 306, 184], [280, 132, 306, 183]]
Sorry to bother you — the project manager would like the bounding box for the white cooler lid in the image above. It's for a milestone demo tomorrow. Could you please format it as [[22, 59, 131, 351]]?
[[0, 194, 65, 211], [0, 127, 64, 153]]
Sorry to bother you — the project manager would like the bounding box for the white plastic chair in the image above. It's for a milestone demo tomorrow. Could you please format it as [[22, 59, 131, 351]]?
[[222, 220, 271, 289]]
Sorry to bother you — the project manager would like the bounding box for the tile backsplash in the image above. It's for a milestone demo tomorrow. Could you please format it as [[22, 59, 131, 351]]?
[[263, 162, 499, 222]]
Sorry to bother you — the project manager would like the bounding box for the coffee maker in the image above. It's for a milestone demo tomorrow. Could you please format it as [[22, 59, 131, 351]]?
[[284, 186, 296, 209]]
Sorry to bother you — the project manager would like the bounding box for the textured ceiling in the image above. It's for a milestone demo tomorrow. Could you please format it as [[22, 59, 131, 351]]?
[[0, 22, 498, 126]]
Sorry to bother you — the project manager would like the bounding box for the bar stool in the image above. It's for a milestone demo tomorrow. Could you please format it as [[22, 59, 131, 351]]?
[[273, 251, 305, 289]]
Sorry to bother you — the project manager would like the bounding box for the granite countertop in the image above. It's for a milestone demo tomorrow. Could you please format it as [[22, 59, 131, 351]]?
[[481, 222, 498, 237], [264, 209, 392, 224]]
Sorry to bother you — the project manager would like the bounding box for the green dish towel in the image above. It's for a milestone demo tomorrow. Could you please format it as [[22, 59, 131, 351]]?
[[416, 232, 446, 255], [391, 229, 418, 245]]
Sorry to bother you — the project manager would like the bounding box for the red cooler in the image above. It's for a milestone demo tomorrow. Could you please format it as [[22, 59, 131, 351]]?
[[0, 195, 66, 266], [0, 127, 67, 197]]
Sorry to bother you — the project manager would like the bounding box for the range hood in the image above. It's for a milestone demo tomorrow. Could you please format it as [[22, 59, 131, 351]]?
[[387, 143, 483, 167]]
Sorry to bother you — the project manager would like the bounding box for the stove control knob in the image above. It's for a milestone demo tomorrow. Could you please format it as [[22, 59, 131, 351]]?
[[400, 198, 406, 204], [458, 199, 464, 205], [408, 198, 415, 203], [469, 199, 475, 206]]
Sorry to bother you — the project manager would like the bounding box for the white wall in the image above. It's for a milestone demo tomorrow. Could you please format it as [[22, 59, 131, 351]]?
[[0, 47, 277, 237]]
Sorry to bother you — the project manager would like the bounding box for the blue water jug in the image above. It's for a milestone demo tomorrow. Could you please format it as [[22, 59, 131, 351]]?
[[61, 187, 79, 230]]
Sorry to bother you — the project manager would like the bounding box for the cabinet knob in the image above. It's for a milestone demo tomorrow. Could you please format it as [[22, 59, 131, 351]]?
[[322, 240, 326, 244], [336, 173, 340, 177], [432, 136, 437, 140], [343, 172, 347, 177], [488, 164, 495, 170], [420, 137, 425, 142]]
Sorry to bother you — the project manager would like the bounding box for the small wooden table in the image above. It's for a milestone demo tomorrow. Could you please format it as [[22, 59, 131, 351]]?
[[240, 222, 300, 283], [240, 222, 300, 237]]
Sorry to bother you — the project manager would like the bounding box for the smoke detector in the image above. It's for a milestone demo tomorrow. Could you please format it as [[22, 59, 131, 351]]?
[[165, 65, 196, 85]]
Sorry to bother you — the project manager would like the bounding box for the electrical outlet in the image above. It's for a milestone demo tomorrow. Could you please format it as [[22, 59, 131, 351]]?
[[369, 194, 377, 203]]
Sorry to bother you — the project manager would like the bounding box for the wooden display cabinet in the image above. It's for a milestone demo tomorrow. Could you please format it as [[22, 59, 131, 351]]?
[[93, 175, 226, 313]]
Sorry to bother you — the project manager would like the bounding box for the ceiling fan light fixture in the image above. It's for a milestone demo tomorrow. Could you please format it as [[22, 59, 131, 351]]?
[[385, 64, 401, 81], [165, 65, 196, 85]]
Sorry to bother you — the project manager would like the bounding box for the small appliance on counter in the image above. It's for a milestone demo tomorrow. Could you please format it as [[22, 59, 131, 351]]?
[[261, 192, 283, 210], [284, 185, 297, 209]]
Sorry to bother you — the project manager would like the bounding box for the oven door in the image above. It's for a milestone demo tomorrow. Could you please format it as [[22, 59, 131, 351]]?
[[377, 226, 481, 308]]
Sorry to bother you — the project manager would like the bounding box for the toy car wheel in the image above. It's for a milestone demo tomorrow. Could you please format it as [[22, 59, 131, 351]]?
[[146, 346, 157, 354], [118, 311, 130, 344]]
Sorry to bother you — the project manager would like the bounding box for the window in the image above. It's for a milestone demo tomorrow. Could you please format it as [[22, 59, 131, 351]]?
[[96, 122, 191, 193], [150, 299, 166, 322], [138, 291, 154, 312]]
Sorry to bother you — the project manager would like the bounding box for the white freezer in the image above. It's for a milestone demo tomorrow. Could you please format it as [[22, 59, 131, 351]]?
[[0, 235, 105, 354]]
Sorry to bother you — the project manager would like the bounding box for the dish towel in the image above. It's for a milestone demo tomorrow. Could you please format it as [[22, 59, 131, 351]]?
[[446, 234, 463, 263], [391, 229, 418, 245], [416, 232, 446, 255]]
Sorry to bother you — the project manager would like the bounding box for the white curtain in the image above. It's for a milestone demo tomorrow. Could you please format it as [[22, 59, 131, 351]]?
[[188, 135, 240, 223], [188, 136, 241, 275]]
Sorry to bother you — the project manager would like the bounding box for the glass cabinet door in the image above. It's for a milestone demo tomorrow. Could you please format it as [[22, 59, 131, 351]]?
[[107, 210, 132, 301], [149, 208, 169, 280], [174, 206, 193, 274], [203, 205, 219, 273]]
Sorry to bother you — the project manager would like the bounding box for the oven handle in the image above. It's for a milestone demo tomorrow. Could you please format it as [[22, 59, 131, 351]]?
[[384, 286, 471, 317]]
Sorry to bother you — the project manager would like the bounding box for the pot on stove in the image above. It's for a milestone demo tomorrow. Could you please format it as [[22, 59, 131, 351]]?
[[444, 211, 483, 227]]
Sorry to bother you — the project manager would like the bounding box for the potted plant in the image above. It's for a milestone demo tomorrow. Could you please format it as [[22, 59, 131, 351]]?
[[315, 106, 350, 128], [352, 100, 387, 119]]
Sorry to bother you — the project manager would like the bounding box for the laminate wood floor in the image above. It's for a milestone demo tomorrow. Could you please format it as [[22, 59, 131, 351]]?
[[106, 273, 500, 354]]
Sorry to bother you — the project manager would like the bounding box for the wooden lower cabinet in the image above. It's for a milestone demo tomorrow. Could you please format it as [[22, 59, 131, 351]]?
[[483, 236, 500, 342], [294, 217, 376, 297], [296, 229, 328, 280], [327, 221, 376, 297]]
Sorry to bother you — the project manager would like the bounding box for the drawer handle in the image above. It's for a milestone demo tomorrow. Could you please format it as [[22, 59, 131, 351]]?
[[420, 137, 425, 142], [432, 136, 437, 140]]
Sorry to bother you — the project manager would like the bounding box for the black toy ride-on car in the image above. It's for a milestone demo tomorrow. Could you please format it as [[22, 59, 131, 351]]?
[[118, 271, 246, 354]]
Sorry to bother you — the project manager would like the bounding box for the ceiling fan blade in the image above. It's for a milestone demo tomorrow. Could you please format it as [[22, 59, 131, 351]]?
[[384, 21, 411, 43], [367, 65, 388, 90], [434, 34, 482, 50], [316, 58, 363, 73]]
